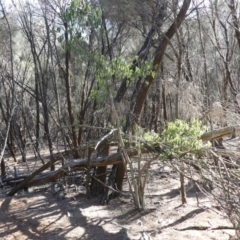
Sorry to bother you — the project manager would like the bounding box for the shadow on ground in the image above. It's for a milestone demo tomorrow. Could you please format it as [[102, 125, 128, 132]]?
[[0, 192, 131, 240]]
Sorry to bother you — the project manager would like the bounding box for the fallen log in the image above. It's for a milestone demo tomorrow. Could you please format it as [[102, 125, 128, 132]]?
[[8, 157, 61, 196], [201, 125, 240, 142], [1, 175, 27, 183], [8, 148, 140, 195], [8, 125, 240, 196], [7, 143, 99, 196]]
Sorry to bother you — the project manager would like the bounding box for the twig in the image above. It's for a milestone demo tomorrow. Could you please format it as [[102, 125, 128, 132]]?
[[174, 226, 234, 231], [91, 175, 120, 194], [94, 129, 117, 150]]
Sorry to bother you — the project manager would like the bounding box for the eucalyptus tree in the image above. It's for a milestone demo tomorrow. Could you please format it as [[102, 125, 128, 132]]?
[[200, 0, 240, 125], [12, 0, 58, 168], [0, 0, 207, 204], [0, 1, 16, 165], [110, 0, 191, 192]]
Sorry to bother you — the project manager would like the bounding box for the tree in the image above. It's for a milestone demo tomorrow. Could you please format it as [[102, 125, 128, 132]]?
[[113, 0, 191, 193], [0, 1, 16, 164]]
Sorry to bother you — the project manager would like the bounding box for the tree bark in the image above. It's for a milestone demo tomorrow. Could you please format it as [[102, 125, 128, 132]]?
[[8, 148, 140, 195], [115, 5, 167, 103], [115, 0, 191, 193], [64, 22, 80, 158], [228, 0, 240, 50], [91, 142, 110, 195], [1, 158, 6, 179], [0, 1, 16, 164], [128, 0, 191, 129], [200, 126, 240, 142]]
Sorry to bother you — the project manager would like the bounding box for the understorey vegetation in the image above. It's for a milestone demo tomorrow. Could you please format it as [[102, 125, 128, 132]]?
[[1, 0, 240, 238]]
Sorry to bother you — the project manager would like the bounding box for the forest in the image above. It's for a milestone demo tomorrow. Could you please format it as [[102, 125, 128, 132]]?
[[1, 0, 240, 239]]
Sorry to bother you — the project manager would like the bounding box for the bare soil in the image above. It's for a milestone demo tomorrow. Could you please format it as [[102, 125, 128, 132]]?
[[0, 150, 236, 240]]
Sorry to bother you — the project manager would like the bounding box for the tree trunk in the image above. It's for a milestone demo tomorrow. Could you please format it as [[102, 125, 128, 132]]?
[[129, 0, 191, 129], [114, 0, 191, 191], [64, 21, 80, 158], [180, 171, 187, 204], [1, 158, 6, 179], [91, 141, 110, 195]]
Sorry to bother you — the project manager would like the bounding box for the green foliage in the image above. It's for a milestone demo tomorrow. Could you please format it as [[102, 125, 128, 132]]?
[[90, 54, 154, 102], [54, 0, 155, 107], [54, 0, 101, 51], [162, 119, 210, 156], [142, 130, 161, 146], [113, 117, 211, 165], [137, 119, 210, 158]]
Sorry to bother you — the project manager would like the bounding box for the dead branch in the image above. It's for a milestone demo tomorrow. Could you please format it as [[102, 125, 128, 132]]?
[[214, 149, 240, 159], [94, 129, 117, 150], [91, 174, 120, 194], [8, 148, 140, 194], [8, 125, 240, 196], [201, 126, 240, 142], [175, 226, 234, 231], [8, 157, 61, 196], [1, 175, 27, 183]]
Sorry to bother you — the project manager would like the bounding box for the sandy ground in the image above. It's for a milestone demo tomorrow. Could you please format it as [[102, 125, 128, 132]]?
[[0, 149, 236, 240]]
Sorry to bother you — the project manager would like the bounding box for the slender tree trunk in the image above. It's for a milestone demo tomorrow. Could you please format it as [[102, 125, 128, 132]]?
[[64, 22, 80, 158], [196, 8, 209, 106], [228, 0, 240, 50], [115, 0, 191, 192], [91, 142, 110, 195], [126, 0, 191, 130], [180, 171, 187, 204], [0, 1, 16, 164], [1, 158, 6, 179], [35, 75, 40, 150]]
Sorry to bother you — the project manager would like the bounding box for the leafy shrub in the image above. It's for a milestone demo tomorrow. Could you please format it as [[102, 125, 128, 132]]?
[[162, 119, 209, 157]]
